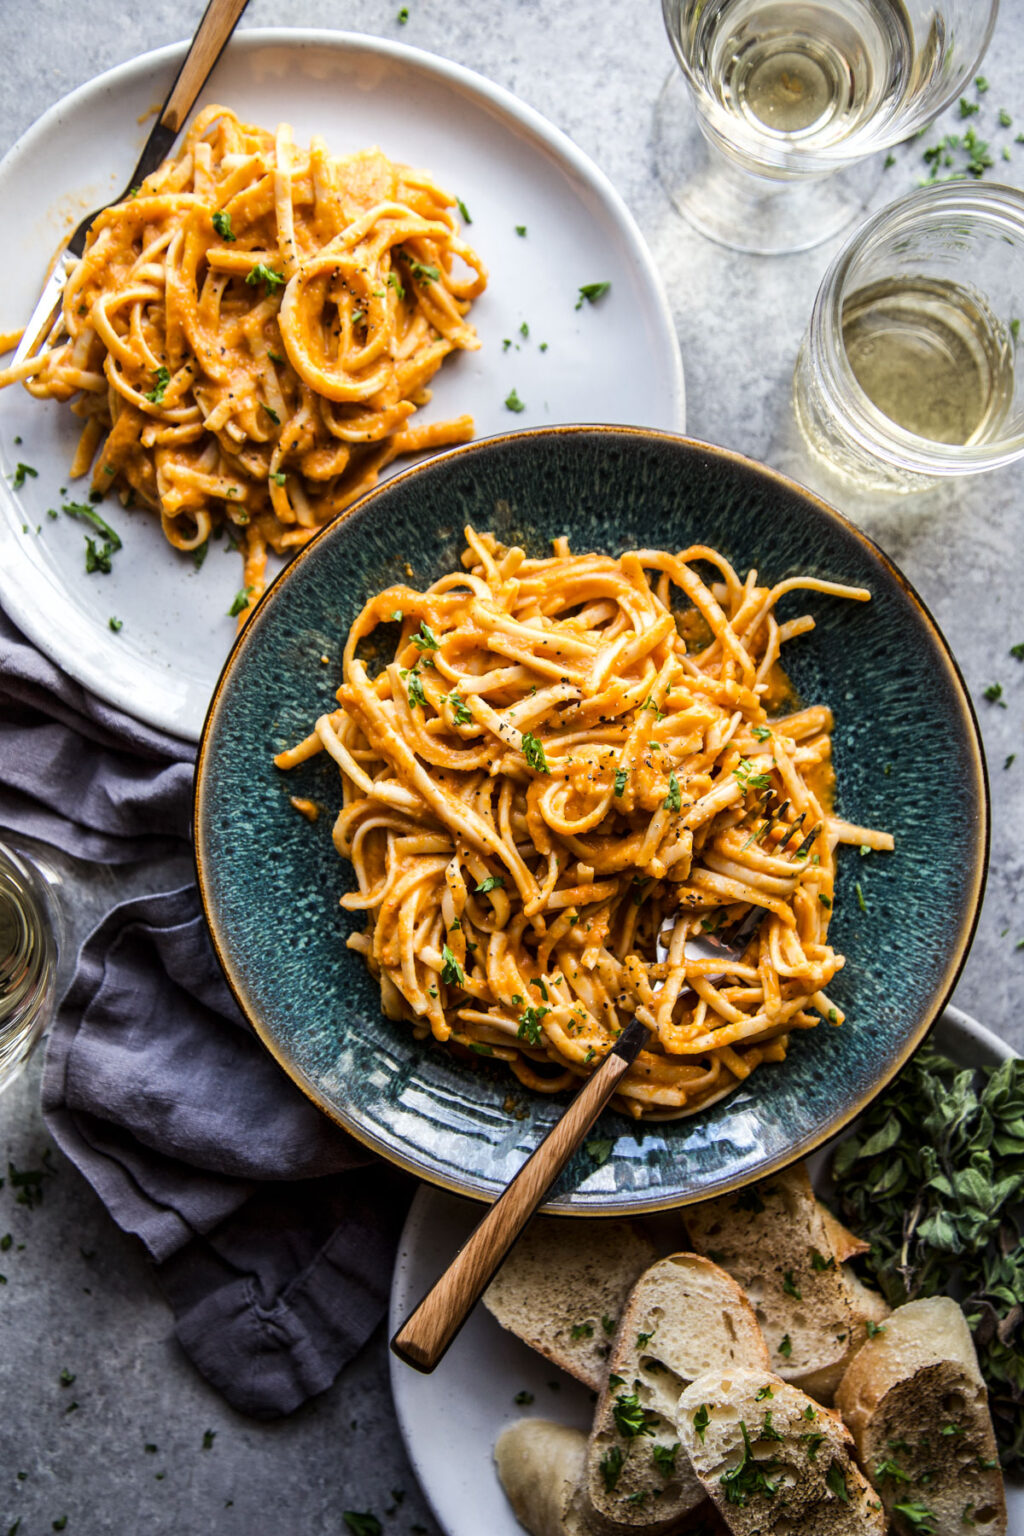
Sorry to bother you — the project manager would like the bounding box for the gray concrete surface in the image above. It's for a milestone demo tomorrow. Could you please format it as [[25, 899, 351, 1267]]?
[[1, 0, 1023, 1531]]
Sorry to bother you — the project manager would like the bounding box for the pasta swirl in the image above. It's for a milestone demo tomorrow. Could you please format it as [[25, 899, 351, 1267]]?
[[276, 528, 894, 1120], [0, 106, 486, 616]]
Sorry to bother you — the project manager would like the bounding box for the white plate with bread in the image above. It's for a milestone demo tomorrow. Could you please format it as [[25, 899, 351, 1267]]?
[[388, 1005, 1020, 1536]]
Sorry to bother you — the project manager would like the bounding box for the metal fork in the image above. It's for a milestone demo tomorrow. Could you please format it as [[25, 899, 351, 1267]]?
[[655, 792, 821, 978], [12, 0, 249, 371]]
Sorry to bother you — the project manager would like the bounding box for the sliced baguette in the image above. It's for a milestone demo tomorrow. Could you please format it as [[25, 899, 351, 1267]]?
[[835, 1296, 1007, 1536], [682, 1162, 889, 1401], [677, 1367, 887, 1534], [496, 1420, 591, 1536], [484, 1218, 659, 1391], [586, 1254, 769, 1532], [495, 1420, 729, 1536]]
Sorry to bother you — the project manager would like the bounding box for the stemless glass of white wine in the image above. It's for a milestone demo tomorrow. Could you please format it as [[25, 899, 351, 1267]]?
[[655, 0, 999, 254]]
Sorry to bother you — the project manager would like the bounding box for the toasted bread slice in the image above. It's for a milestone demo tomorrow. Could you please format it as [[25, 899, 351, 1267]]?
[[586, 1254, 769, 1532], [495, 1420, 728, 1536], [484, 1218, 659, 1392], [835, 1296, 1007, 1536], [682, 1162, 889, 1401], [678, 1366, 887, 1534]]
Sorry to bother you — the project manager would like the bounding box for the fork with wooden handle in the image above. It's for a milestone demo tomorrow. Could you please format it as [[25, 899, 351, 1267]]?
[[9, 0, 249, 377]]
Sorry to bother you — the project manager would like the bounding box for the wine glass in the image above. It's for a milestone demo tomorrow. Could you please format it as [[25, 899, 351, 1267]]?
[[0, 841, 61, 1092], [655, 0, 1000, 255]]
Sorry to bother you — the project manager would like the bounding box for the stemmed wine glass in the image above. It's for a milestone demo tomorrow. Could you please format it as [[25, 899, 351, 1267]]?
[[655, 0, 1000, 255], [0, 842, 61, 1092]]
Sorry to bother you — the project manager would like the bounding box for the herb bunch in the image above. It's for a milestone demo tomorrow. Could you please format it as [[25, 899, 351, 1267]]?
[[832, 1050, 1024, 1468]]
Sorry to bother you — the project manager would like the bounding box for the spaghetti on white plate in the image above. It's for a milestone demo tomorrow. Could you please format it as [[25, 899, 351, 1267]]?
[[275, 528, 893, 1120], [0, 106, 486, 619]]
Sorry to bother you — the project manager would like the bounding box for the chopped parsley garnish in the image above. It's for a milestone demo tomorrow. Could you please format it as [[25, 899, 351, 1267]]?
[[614, 768, 628, 796], [755, 1385, 773, 1401], [144, 366, 171, 404], [720, 1420, 779, 1507], [505, 388, 526, 413], [612, 1388, 657, 1440], [212, 210, 235, 240], [800, 1431, 825, 1460], [855, 882, 868, 912], [782, 1269, 802, 1299], [397, 5, 409, 20], [440, 945, 464, 987], [570, 1321, 593, 1340], [521, 731, 549, 773], [267, 349, 286, 364], [456, 197, 472, 224], [202, 1429, 216, 1450], [59, 1368, 75, 1386], [246, 262, 286, 293], [517, 1005, 549, 1045], [227, 587, 253, 618], [733, 758, 773, 791], [343, 1516, 382, 1536], [520, 322, 529, 338], [810, 1248, 834, 1272], [63, 501, 123, 574], [778, 1333, 792, 1359], [446, 691, 473, 726], [193, 540, 209, 570], [652, 1442, 679, 1477], [866, 1320, 887, 1338], [475, 874, 505, 895], [12, 462, 37, 489], [270, 471, 287, 486], [261, 402, 280, 424], [514, 1390, 534, 1404], [515, 224, 527, 237], [400, 667, 427, 709], [386, 272, 405, 299], [586, 1138, 613, 1166], [1011, 641, 1024, 660], [760, 1409, 782, 1442], [576, 281, 611, 310], [350, 309, 366, 326], [599, 1446, 624, 1492], [662, 772, 681, 812], [826, 1462, 849, 1502], [892, 1503, 938, 1533], [602, 1313, 616, 1335], [693, 1404, 711, 1442], [752, 725, 772, 741], [412, 621, 440, 651], [408, 259, 440, 284]]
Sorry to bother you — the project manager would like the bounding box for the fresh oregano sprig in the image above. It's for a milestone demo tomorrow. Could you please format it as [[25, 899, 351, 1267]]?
[[832, 1050, 1024, 1469]]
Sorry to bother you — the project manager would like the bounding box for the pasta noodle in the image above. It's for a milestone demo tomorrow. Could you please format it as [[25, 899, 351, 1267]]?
[[275, 528, 894, 1120], [0, 106, 486, 617]]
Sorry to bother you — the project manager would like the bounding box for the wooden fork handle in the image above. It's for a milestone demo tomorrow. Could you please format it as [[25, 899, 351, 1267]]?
[[161, 0, 251, 133], [390, 1049, 633, 1374]]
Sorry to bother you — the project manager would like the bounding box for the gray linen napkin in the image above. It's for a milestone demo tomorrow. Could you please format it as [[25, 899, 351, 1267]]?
[[0, 607, 412, 1417]]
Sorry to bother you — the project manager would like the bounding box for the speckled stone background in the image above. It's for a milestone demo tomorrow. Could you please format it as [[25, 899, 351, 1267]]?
[[1, 2, 1022, 1533]]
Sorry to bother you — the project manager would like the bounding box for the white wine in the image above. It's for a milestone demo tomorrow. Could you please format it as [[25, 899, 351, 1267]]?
[[684, 0, 920, 155], [842, 277, 1015, 444], [0, 846, 57, 1089]]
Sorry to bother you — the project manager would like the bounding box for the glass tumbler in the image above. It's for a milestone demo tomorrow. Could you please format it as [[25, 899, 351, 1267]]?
[[0, 842, 60, 1091], [792, 181, 1024, 492], [656, 0, 999, 254]]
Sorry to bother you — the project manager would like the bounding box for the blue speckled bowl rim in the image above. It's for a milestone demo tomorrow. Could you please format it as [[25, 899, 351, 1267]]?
[[193, 425, 990, 1211]]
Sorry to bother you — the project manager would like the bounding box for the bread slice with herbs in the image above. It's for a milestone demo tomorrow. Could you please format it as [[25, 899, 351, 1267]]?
[[835, 1295, 1007, 1536], [484, 1217, 659, 1392], [495, 1419, 729, 1536], [677, 1366, 887, 1535], [585, 1253, 770, 1532], [682, 1162, 890, 1401]]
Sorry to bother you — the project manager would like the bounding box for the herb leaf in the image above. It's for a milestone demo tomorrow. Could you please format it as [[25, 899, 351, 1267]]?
[[521, 731, 550, 773], [576, 281, 611, 310]]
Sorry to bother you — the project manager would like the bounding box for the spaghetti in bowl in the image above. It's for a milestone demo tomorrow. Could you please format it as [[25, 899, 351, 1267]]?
[[194, 426, 987, 1210]]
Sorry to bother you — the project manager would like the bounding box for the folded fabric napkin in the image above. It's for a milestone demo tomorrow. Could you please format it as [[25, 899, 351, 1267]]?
[[0, 607, 412, 1417]]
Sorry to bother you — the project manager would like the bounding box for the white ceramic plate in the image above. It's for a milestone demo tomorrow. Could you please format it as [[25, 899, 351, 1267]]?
[[389, 1005, 1020, 1536], [0, 30, 684, 742]]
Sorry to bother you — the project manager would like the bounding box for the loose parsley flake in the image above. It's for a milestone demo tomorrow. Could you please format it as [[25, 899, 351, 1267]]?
[[475, 874, 505, 895], [984, 682, 1007, 705], [440, 945, 464, 987], [586, 1138, 613, 1166], [576, 281, 611, 310], [614, 768, 629, 796], [517, 1005, 550, 1045], [663, 772, 681, 812], [144, 366, 171, 404], [227, 587, 252, 618], [612, 1388, 657, 1440], [891, 1503, 938, 1534], [12, 462, 37, 489], [505, 388, 526, 413], [826, 1462, 849, 1502], [446, 691, 473, 726], [245, 262, 286, 293], [599, 1446, 624, 1492], [693, 1404, 711, 1442], [202, 1429, 216, 1450], [412, 621, 440, 651], [212, 210, 235, 240], [514, 1390, 534, 1405], [778, 1334, 792, 1359], [521, 731, 549, 773], [782, 1269, 802, 1299], [720, 1420, 779, 1507], [515, 224, 527, 237], [570, 1321, 594, 1340], [400, 667, 427, 709], [408, 259, 440, 284], [456, 197, 472, 224], [343, 1516, 382, 1536], [652, 1442, 679, 1476]]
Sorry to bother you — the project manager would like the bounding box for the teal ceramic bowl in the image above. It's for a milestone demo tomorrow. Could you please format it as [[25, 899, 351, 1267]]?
[[194, 427, 988, 1212]]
